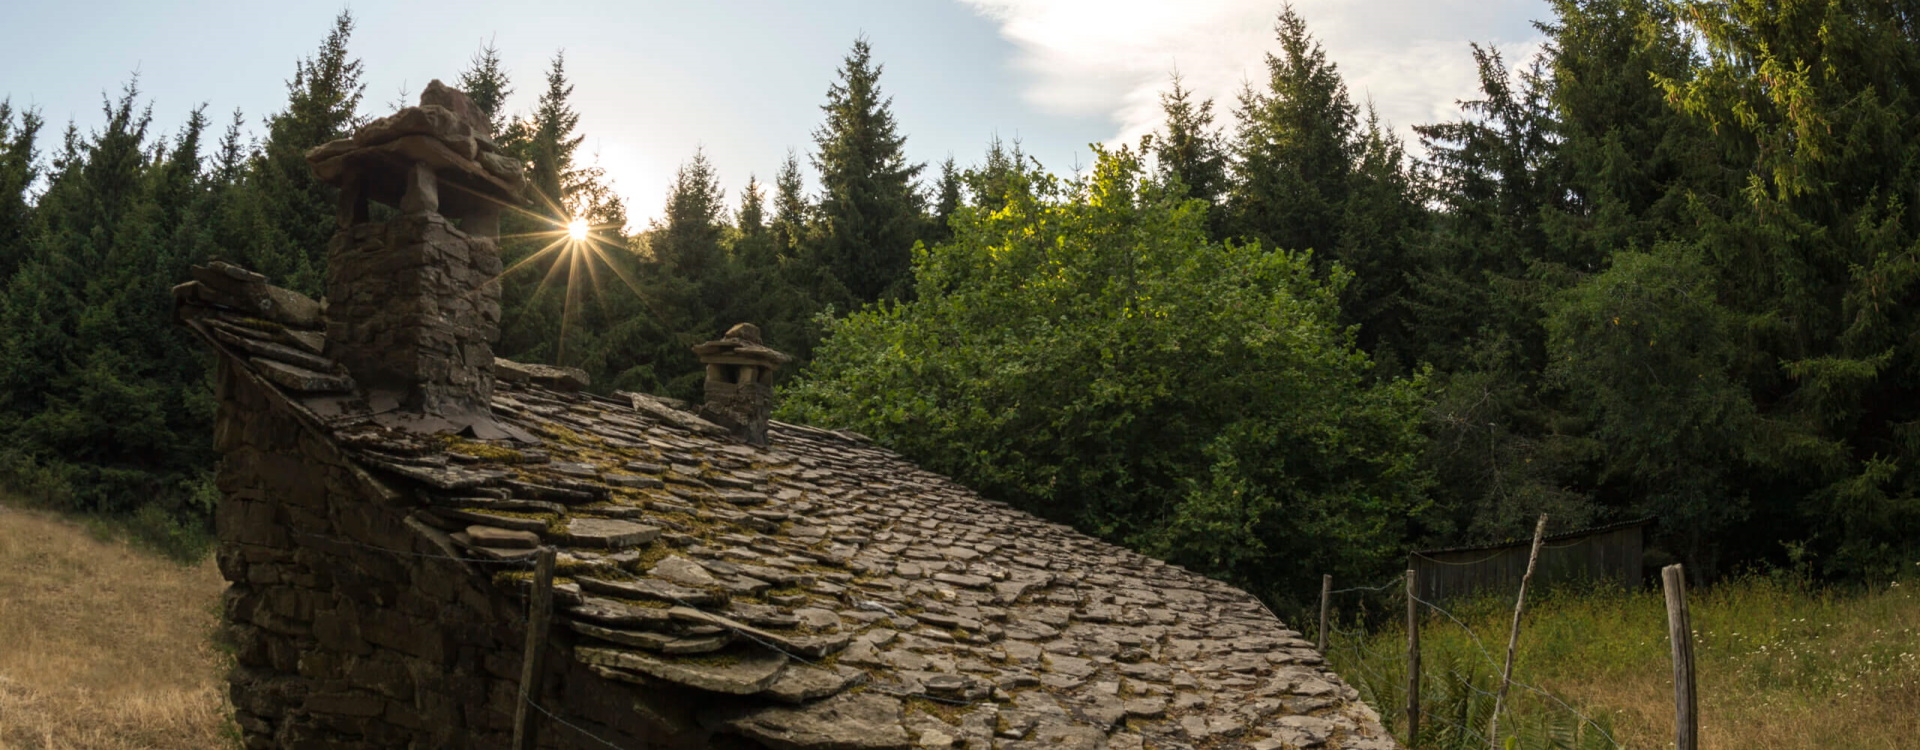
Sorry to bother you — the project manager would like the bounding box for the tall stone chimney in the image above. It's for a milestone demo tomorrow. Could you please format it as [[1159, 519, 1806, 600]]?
[[306, 81, 525, 428], [693, 323, 791, 446]]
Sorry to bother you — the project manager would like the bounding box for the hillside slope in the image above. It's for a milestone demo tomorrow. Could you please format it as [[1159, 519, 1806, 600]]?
[[0, 503, 230, 750]]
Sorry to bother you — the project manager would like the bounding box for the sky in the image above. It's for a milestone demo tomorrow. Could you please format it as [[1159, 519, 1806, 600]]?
[[1, 0, 1547, 226]]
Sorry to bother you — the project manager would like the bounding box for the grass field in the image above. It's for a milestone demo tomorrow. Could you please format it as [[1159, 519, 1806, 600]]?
[[1323, 570, 1920, 750], [0, 503, 232, 750]]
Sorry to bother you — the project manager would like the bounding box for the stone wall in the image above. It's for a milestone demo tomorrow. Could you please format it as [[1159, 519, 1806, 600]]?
[[209, 353, 733, 749], [324, 212, 501, 418]]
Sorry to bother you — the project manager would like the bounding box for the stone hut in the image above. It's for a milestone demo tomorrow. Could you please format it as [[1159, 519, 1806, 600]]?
[[175, 83, 1400, 749]]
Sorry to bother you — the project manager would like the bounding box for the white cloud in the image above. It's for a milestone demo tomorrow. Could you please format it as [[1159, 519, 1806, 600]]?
[[961, 0, 1548, 152]]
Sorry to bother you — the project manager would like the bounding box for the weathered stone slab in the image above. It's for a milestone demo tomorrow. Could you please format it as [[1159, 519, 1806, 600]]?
[[704, 691, 909, 750], [576, 575, 726, 607], [650, 555, 718, 587], [568, 620, 729, 654], [605, 473, 665, 489], [464, 524, 538, 549], [215, 327, 340, 374], [362, 458, 511, 491], [251, 358, 354, 393], [576, 645, 786, 695], [759, 664, 867, 704], [563, 518, 660, 549], [494, 358, 590, 391], [667, 606, 850, 658], [567, 596, 675, 629]]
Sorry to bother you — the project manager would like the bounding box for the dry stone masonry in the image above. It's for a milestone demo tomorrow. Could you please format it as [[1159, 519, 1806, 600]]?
[[694, 322, 791, 446], [309, 80, 523, 430], [176, 82, 1401, 749]]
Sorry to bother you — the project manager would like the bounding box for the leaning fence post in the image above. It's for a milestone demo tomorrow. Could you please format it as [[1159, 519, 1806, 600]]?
[[1318, 574, 1333, 652], [1663, 564, 1698, 750], [512, 546, 557, 750], [1489, 513, 1549, 749], [1405, 567, 1420, 744]]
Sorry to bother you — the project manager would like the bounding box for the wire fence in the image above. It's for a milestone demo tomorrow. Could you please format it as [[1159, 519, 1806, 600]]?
[[1316, 569, 1621, 750]]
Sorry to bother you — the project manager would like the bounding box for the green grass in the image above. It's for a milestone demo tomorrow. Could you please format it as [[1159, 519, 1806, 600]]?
[[1322, 569, 1920, 749]]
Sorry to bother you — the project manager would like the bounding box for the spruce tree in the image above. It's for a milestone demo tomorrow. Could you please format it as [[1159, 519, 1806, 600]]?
[[929, 156, 962, 243], [1591, 0, 1920, 577], [770, 150, 810, 260], [968, 134, 1026, 214], [733, 173, 788, 283], [1148, 73, 1228, 215], [495, 51, 629, 370], [247, 10, 364, 294], [1226, 5, 1357, 256], [1541, 0, 1709, 265], [737, 174, 767, 240], [521, 52, 586, 217], [652, 149, 726, 279], [0, 81, 224, 531], [0, 100, 44, 279], [811, 37, 925, 304], [457, 40, 513, 126], [1336, 106, 1423, 371], [1404, 46, 1587, 544], [1408, 46, 1562, 370]]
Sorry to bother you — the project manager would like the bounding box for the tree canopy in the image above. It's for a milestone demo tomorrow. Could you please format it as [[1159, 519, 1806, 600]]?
[[4, 3, 1918, 592]]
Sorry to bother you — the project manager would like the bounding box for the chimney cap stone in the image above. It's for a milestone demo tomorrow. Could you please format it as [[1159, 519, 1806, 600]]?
[[692, 323, 791, 366]]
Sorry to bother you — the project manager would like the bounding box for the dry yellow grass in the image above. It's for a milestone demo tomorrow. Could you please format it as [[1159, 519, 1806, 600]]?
[[0, 504, 232, 750]]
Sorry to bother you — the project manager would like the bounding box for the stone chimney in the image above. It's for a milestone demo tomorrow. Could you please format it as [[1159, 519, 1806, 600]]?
[[693, 323, 791, 446], [306, 80, 525, 428]]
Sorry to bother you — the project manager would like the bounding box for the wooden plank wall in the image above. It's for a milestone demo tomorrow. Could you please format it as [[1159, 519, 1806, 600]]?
[[1411, 525, 1644, 602]]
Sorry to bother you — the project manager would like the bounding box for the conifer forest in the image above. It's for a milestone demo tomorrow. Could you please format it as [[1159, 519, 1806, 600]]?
[[3, 1, 1918, 613]]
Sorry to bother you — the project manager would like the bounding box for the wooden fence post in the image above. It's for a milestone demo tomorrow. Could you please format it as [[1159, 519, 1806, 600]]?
[[1405, 567, 1420, 745], [1489, 513, 1549, 749], [512, 547, 557, 750], [1663, 564, 1698, 750], [1319, 574, 1333, 652]]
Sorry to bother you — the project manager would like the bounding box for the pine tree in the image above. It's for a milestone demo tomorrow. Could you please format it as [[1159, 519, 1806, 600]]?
[[1226, 5, 1357, 256], [652, 150, 726, 279], [929, 156, 962, 243], [457, 39, 513, 126], [495, 51, 629, 371], [968, 134, 1026, 213], [1541, 0, 1709, 266], [811, 37, 925, 304], [0, 100, 44, 279], [1596, 0, 1920, 577], [770, 150, 810, 259], [246, 10, 364, 294], [1408, 46, 1562, 371], [0, 80, 223, 528], [1405, 46, 1586, 544], [521, 52, 586, 218], [1336, 105, 1424, 371], [1148, 73, 1228, 214], [737, 174, 767, 239]]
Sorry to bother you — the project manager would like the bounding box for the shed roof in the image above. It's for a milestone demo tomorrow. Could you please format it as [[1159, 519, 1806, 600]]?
[[1412, 518, 1655, 558], [176, 268, 1399, 750]]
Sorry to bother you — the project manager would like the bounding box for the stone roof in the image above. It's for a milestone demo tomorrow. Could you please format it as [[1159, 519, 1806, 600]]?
[[175, 265, 1399, 750]]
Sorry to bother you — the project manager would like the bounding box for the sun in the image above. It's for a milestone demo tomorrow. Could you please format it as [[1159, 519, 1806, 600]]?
[[566, 217, 589, 241]]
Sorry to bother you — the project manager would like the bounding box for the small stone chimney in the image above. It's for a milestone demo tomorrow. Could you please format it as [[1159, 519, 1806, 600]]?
[[306, 80, 525, 427], [693, 323, 791, 445]]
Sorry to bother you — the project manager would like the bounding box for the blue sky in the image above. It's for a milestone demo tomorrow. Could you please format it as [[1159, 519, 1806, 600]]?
[[2, 0, 1546, 226]]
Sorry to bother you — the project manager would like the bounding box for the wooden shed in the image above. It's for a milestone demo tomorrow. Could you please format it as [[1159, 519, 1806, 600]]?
[[1409, 518, 1652, 603]]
